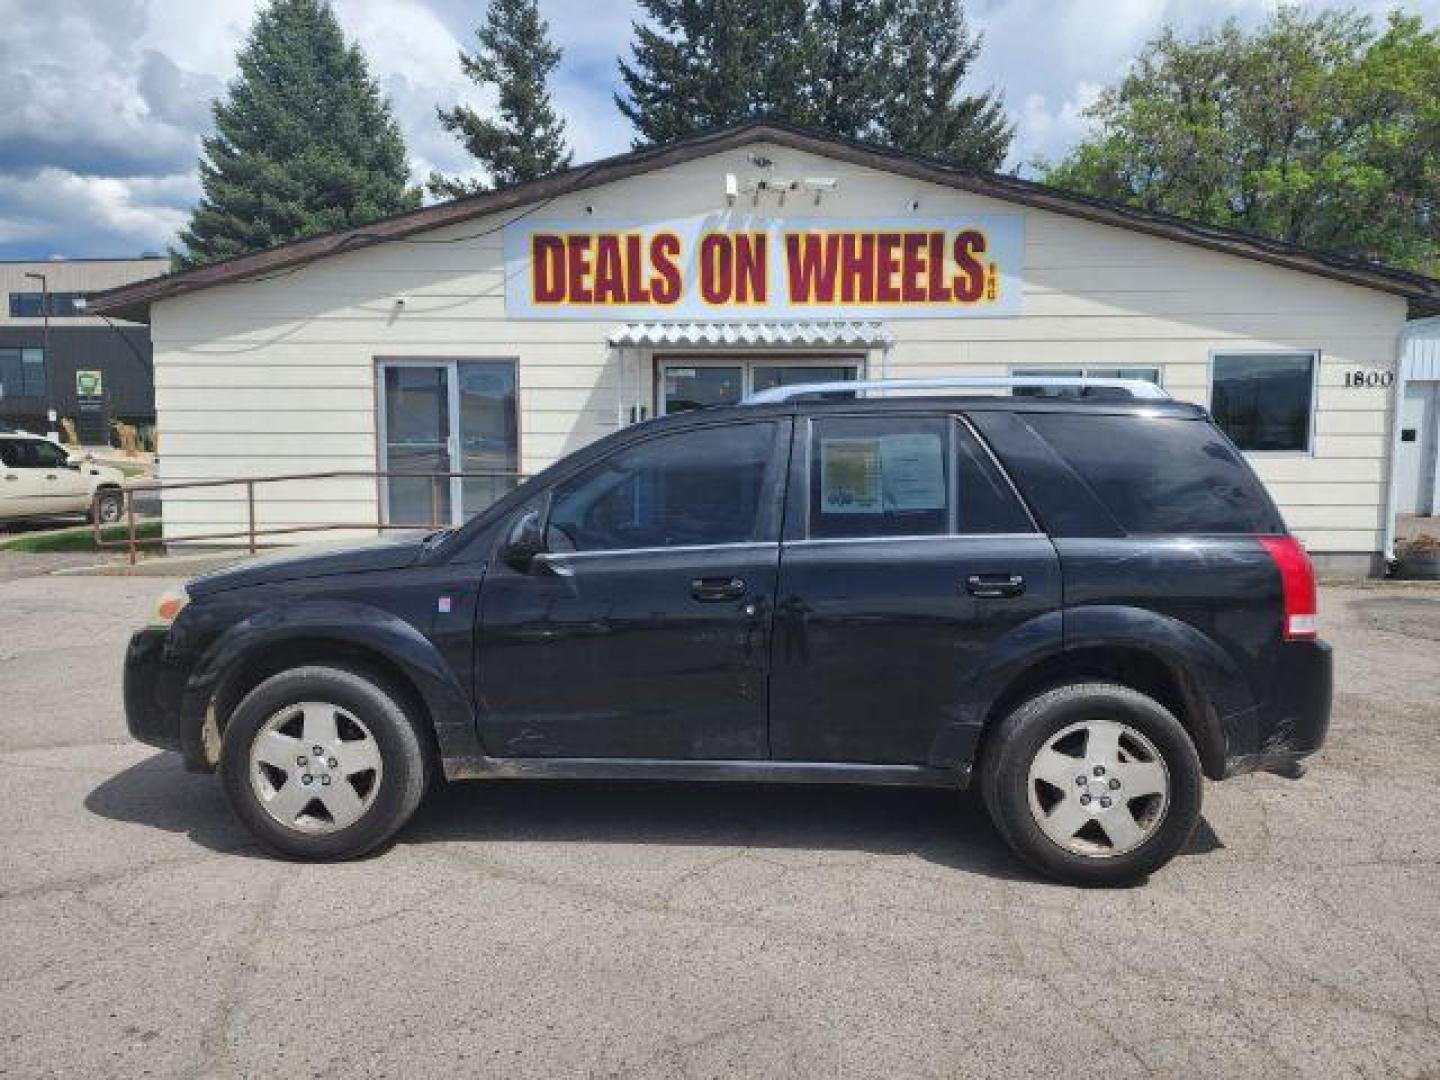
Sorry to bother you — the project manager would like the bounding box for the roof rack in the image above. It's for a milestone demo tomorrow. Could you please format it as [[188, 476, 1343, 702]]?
[[743, 375, 1172, 404]]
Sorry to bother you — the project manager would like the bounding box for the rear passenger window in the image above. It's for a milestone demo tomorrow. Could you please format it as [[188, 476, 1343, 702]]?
[[1024, 413, 1284, 535], [808, 417, 1032, 539]]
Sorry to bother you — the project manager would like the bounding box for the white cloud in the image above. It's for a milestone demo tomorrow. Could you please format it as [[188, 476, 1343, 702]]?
[[0, 167, 195, 253], [0, 0, 1436, 256]]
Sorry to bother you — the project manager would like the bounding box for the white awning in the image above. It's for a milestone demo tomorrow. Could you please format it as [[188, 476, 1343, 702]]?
[[607, 320, 894, 348]]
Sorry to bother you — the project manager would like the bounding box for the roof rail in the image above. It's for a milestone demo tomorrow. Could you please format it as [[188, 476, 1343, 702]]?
[[743, 375, 1172, 404]]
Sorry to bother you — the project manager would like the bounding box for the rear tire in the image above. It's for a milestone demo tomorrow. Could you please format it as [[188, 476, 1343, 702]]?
[[93, 488, 124, 524], [981, 682, 1202, 886], [219, 665, 431, 861]]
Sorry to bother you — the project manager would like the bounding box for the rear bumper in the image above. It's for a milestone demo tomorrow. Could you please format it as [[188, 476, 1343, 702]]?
[[123, 626, 190, 754], [1223, 639, 1333, 779]]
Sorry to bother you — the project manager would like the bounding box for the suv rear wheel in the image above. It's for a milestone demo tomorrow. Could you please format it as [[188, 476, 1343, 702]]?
[[219, 665, 431, 860], [93, 488, 124, 524], [981, 682, 1202, 886]]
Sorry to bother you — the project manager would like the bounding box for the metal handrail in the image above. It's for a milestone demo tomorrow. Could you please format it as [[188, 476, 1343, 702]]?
[[743, 375, 1172, 404], [88, 468, 528, 565]]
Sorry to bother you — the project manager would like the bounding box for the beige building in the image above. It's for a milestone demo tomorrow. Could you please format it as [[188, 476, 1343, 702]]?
[[92, 124, 1440, 573]]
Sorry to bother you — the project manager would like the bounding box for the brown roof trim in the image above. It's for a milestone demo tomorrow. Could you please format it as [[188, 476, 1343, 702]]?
[[90, 120, 1440, 323]]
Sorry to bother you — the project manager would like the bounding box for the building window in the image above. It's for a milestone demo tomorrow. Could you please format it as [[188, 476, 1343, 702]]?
[[8, 292, 87, 318], [0, 348, 46, 400], [658, 358, 860, 415], [1211, 352, 1316, 453], [1009, 365, 1161, 397]]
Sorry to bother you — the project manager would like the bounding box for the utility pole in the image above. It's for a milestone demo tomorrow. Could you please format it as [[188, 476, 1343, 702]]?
[[22, 271, 52, 438]]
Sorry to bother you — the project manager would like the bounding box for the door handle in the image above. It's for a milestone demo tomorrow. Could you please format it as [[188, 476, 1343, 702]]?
[[3, 474, 16, 482], [690, 577, 747, 602], [966, 573, 1025, 599], [46, 474, 58, 481]]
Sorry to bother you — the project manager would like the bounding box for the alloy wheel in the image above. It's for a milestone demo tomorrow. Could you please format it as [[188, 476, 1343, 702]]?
[[1025, 717, 1170, 857], [248, 701, 384, 834]]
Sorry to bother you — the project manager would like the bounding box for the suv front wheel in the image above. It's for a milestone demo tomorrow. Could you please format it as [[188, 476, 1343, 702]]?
[[981, 682, 1202, 886], [219, 665, 431, 860]]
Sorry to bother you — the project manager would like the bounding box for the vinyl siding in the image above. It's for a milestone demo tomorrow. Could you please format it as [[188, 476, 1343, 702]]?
[[149, 141, 1406, 553]]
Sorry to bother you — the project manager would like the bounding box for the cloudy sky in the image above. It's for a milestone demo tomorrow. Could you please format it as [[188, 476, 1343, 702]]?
[[0, 0, 1434, 260]]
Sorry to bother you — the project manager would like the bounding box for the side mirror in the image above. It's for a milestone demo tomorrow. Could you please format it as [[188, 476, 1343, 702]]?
[[501, 508, 547, 572]]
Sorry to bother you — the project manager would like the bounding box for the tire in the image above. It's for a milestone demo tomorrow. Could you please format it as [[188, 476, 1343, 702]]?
[[93, 489, 124, 525], [219, 665, 431, 860], [981, 682, 1202, 887]]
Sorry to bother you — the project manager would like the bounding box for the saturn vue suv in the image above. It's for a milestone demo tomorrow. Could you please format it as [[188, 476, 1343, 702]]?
[[123, 377, 1331, 886]]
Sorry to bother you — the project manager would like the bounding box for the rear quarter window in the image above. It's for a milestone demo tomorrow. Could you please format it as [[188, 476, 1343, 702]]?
[[1023, 413, 1284, 535]]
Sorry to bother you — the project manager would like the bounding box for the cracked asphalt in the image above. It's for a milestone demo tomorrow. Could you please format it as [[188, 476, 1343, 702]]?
[[1, 557, 1438, 1078]]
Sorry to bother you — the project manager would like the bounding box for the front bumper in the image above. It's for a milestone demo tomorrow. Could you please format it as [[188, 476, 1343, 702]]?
[[1223, 639, 1333, 779], [123, 626, 190, 754]]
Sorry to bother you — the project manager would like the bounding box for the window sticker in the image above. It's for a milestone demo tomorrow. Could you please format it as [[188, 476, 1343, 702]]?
[[819, 438, 883, 513], [819, 433, 946, 514], [879, 433, 946, 511]]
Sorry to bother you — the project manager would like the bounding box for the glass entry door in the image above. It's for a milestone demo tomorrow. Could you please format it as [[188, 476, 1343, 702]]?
[[379, 360, 517, 526], [658, 358, 860, 415]]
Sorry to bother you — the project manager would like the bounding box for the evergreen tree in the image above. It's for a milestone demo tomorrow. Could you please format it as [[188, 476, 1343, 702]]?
[[616, 0, 812, 146], [429, 0, 572, 198], [877, 0, 1011, 169], [615, 0, 1011, 169], [806, 0, 895, 139], [176, 0, 419, 268]]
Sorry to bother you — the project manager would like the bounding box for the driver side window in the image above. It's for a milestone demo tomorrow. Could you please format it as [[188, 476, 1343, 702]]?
[[548, 422, 777, 552], [27, 440, 69, 468]]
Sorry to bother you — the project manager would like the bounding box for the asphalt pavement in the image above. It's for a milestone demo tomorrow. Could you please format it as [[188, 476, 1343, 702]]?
[[1, 554, 1437, 1078]]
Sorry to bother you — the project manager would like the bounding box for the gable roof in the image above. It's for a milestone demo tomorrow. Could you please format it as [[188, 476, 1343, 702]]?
[[90, 120, 1440, 322]]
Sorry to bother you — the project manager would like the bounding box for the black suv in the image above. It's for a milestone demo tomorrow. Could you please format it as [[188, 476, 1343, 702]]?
[[124, 381, 1331, 885]]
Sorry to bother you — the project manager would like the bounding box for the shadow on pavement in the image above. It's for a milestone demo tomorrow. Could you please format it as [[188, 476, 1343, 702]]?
[[86, 751, 1223, 883]]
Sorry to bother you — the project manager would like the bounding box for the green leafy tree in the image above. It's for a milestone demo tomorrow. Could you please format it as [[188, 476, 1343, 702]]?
[[616, 0, 1011, 169], [176, 0, 419, 268], [429, 0, 572, 198], [1041, 7, 1440, 273]]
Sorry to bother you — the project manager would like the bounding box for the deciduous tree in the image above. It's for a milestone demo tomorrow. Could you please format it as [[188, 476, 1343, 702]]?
[[1041, 8, 1440, 273]]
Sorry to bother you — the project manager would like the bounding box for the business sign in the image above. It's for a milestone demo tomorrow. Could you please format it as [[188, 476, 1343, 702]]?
[[502, 215, 1024, 320], [76, 370, 104, 397]]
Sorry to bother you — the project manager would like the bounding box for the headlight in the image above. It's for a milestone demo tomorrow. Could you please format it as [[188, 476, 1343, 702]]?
[[150, 586, 190, 627]]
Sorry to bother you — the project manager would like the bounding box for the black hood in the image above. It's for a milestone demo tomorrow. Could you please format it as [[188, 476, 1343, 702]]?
[[186, 534, 429, 596]]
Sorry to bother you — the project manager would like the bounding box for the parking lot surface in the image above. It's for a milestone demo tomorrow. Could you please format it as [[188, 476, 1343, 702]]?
[[1, 555, 1437, 1078]]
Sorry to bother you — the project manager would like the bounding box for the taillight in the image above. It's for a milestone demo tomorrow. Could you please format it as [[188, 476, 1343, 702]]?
[[1259, 535, 1317, 640]]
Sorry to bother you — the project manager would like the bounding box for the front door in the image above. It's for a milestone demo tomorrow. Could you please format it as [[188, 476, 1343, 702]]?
[[769, 413, 1063, 764], [1396, 381, 1438, 516], [378, 360, 518, 526], [476, 419, 789, 759]]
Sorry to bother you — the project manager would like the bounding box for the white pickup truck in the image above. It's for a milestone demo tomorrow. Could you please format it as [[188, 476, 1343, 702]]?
[[0, 432, 127, 524]]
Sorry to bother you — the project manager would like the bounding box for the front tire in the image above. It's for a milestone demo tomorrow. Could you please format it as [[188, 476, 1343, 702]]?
[[981, 682, 1202, 886], [219, 665, 431, 860]]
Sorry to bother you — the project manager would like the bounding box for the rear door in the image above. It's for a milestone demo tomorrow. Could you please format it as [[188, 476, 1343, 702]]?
[[768, 412, 1061, 764]]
